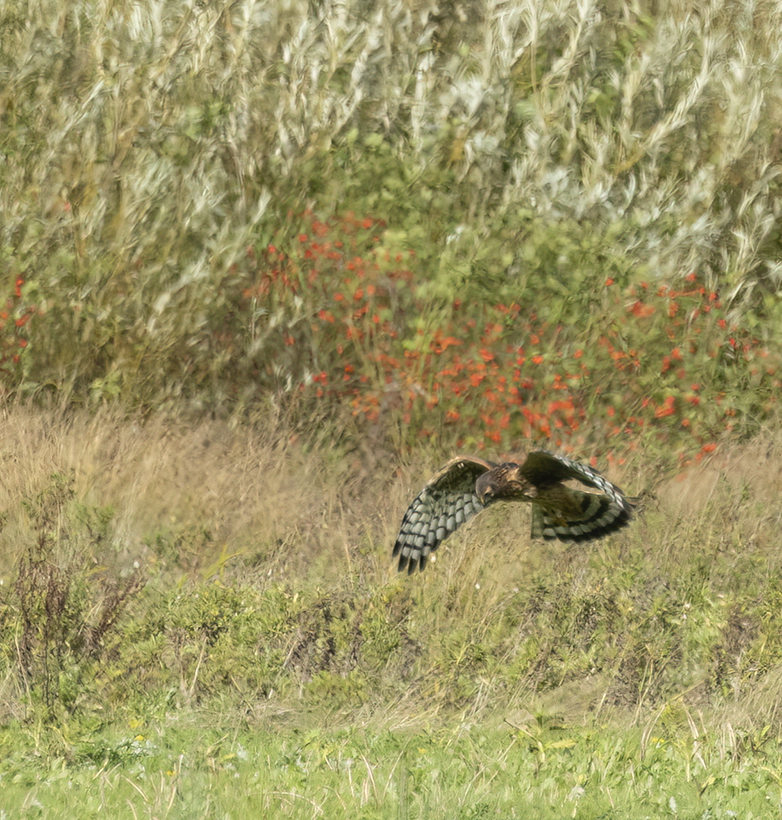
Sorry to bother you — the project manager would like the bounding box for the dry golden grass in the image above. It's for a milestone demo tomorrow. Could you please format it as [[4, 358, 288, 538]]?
[[0, 404, 387, 585], [3, 404, 781, 589]]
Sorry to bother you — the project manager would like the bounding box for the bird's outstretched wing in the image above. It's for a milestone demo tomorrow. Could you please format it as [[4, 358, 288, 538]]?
[[521, 450, 633, 542], [392, 456, 496, 574]]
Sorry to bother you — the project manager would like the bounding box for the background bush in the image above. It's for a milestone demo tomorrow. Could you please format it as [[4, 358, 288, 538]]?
[[2, 0, 782, 458]]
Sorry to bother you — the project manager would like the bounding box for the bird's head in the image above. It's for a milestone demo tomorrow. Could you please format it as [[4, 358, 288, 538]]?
[[476, 464, 538, 504], [475, 472, 497, 504]]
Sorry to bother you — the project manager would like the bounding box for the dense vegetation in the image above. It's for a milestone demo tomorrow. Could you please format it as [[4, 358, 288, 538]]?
[[4, 0, 782, 450], [3, 0, 782, 815]]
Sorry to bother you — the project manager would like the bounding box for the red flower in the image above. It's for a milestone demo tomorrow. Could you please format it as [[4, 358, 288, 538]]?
[[629, 301, 655, 318], [654, 396, 676, 418]]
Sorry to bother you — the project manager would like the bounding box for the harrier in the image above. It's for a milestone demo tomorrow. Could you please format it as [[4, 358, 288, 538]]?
[[392, 450, 633, 574]]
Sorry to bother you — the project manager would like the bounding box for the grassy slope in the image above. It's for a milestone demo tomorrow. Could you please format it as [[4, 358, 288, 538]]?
[[3, 719, 782, 819]]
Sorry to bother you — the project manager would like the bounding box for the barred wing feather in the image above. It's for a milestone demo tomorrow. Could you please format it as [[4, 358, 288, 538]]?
[[392, 456, 495, 574]]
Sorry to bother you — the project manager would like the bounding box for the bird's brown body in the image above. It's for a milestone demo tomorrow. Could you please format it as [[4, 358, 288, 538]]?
[[393, 450, 634, 574], [475, 464, 538, 501]]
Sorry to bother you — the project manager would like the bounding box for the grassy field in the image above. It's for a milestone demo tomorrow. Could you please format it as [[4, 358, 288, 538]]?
[[2, 409, 782, 816], [4, 714, 782, 818], [4, 0, 782, 815]]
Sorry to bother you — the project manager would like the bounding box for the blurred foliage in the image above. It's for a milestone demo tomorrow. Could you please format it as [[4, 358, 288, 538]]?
[[0, 0, 781, 458], [259, 215, 782, 460]]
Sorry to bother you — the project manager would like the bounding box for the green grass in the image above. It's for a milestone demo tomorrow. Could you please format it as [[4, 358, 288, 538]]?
[[2, 716, 782, 818]]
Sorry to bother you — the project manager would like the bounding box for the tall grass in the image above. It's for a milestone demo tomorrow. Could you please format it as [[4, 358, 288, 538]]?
[[2, 407, 782, 734]]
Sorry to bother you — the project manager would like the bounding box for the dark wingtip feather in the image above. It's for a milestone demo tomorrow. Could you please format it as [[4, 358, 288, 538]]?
[[395, 551, 426, 574]]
